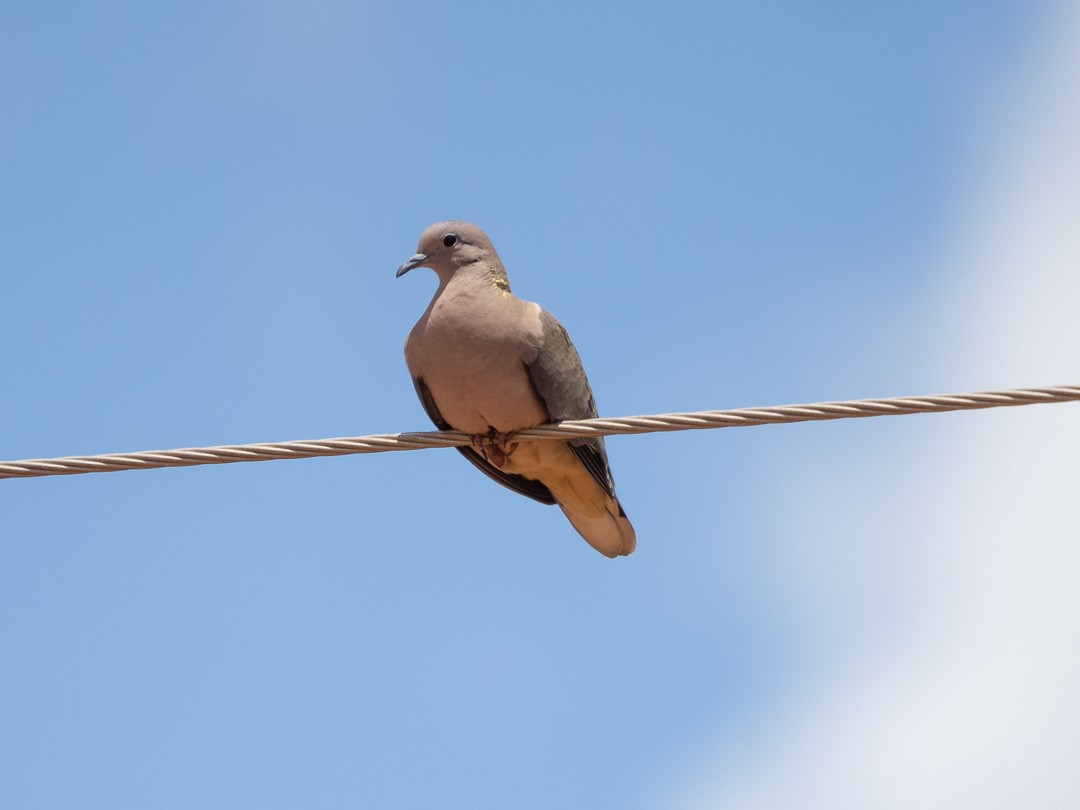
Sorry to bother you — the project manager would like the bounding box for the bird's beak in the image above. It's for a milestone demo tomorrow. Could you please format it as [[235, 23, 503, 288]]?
[[396, 253, 428, 278]]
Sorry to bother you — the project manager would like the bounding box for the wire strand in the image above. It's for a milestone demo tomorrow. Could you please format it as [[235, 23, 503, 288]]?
[[2, 385, 1077, 480]]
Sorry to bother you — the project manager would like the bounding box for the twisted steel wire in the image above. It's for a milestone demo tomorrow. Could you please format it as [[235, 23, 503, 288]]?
[[2, 385, 1077, 480]]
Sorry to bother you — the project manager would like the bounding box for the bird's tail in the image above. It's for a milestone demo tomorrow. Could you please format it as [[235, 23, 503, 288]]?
[[555, 491, 637, 558]]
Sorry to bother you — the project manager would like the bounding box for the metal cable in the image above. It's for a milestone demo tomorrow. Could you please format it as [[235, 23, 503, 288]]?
[[2, 385, 1077, 480]]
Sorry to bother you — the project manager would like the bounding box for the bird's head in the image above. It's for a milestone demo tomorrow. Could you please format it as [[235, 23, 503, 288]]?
[[396, 220, 502, 284]]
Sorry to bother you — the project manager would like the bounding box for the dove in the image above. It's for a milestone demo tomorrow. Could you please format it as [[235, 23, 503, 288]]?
[[396, 221, 636, 558]]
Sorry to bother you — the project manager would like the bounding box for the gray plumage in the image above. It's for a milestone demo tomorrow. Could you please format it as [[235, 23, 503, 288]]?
[[396, 220, 636, 558]]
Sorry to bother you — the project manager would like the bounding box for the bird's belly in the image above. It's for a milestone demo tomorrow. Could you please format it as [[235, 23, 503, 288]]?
[[418, 337, 546, 435]]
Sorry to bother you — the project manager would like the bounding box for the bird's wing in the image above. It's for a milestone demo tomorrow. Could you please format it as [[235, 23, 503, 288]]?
[[524, 309, 619, 502]]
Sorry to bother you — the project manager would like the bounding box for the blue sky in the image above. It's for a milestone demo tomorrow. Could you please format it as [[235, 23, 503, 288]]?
[[3, 2, 1079, 807]]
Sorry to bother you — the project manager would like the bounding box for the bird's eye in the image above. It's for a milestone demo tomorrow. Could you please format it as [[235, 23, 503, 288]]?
[[442, 233, 458, 247]]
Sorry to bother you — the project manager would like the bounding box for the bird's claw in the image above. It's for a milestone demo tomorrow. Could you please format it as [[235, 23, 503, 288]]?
[[470, 429, 519, 468]]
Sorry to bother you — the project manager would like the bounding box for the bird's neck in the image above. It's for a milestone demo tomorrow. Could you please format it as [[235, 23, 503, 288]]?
[[485, 262, 511, 293], [438, 261, 512, 296]]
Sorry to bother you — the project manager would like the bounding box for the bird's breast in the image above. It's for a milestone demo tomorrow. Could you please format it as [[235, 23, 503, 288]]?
[[405, 288, 547, 435]]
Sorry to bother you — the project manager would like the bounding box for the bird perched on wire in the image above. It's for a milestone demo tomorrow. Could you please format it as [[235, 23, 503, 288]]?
[[396, 221, 636, 557]]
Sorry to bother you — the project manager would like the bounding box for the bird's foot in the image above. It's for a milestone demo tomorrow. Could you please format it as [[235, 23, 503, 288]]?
[[470, 429, 519, 468], [469, 433, 492, 463], [494, 431, 519, 460]]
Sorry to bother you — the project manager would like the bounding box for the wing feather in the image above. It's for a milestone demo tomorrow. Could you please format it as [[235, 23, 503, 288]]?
[[524, 309, 619, 501]]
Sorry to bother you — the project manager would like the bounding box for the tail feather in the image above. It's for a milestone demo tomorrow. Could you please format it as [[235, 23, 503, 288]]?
[[509, 441, 636, 557], [554, 491, 636, 558]]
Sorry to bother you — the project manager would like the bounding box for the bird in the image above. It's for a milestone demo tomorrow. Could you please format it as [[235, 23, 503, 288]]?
[[396, 221, 636, 558]]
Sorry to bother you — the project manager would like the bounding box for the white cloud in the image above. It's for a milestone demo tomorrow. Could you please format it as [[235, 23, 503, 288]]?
[[668, 6, 1080, 808]]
